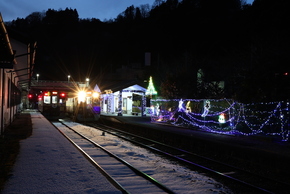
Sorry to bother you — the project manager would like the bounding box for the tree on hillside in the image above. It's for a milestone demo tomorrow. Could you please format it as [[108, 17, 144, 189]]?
[[153, 0, 165, 8], [139, 4, 151, 18], [25, 12, 45, 26]]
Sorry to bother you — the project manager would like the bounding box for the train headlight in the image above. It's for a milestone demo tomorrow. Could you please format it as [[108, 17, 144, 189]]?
[[78, 91, 86, 103], [93, 92, 99, 98]]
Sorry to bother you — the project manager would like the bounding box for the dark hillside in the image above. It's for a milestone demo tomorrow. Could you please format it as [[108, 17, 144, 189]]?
[[6, 0, 290, 102]]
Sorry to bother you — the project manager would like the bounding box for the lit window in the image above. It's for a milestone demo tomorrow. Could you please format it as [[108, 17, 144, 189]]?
[[44, 96, 51, 104], [52, 96, 58, 103]]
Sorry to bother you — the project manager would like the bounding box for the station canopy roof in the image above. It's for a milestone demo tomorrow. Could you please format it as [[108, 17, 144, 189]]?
[[30, 80, 85, 92], [100, 80, 147, 94]]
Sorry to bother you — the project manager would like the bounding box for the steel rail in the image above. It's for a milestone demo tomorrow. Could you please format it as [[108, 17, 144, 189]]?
[[88, 122, 289, 194], [59, 121, 176, 194], [52, 122, 129, 194]]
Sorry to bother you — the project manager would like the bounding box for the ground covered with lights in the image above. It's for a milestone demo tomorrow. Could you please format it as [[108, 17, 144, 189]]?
[[149, 99, 289, 142]]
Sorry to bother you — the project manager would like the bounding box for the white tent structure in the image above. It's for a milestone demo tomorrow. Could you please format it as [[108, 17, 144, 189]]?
[[100, 82, 147, 116]]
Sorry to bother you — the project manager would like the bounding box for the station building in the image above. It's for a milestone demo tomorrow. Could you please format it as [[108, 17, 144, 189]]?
[[0, 13, 36, 134], [99, 80, 148, 116]]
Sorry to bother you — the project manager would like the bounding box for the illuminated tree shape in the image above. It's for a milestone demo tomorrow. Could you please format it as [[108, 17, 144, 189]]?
[[146, 76, 158, 96]]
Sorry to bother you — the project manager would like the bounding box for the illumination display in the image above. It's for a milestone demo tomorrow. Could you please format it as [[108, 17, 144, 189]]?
[[178, 99, 184, 112], [150, 99, 289, 141], [186, 101, 191, 113], [218, 113, 226, 124], [201, 100, 210, 117], [145, 76, 158, 96]]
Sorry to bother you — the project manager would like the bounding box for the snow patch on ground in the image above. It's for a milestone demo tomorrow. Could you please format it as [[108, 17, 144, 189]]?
[[68, 123, 233, 194]]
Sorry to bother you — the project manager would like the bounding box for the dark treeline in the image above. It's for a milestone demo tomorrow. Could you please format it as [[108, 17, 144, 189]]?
[[6, 0, 290, 102]]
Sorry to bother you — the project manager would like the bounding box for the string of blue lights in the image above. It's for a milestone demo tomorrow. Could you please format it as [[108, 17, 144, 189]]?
[[150, 99, 289, 141]]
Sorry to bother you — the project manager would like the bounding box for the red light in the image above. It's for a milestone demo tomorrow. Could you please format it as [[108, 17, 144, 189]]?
[[284, 72, 288, 76], [60, 92, 66, 98], [28, 94, 33, 98], [44, 92, 48, 96]]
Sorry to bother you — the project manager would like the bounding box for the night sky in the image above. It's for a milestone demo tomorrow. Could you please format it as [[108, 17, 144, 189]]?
[[1, 0, 155, 22], [1, 0, 254, 22]]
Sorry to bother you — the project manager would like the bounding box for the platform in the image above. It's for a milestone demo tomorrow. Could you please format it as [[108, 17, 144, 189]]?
[[1, 110, 121, 193]]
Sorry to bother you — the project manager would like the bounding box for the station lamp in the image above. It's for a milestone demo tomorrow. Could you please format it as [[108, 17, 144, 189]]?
[[86, 78, 89, 87]]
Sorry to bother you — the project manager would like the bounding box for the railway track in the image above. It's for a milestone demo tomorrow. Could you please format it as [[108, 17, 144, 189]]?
[[85, 122, 290, 194], [52, 121, 175, 194]]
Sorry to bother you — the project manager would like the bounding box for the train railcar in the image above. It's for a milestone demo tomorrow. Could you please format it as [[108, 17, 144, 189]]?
[[38, 91, 67, 119], [66, 89, 101, 122]]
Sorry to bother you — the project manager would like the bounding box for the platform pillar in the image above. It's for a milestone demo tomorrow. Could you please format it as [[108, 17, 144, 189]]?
[[117, 90, 123, 116]]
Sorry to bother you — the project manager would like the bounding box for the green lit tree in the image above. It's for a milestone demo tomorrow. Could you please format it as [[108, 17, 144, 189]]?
[[146, 76, 158, 97]]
